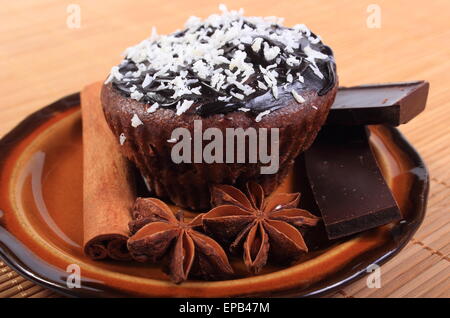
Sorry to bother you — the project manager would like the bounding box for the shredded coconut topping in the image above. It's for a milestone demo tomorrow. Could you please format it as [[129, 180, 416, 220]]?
[[291, 89, 305, 103], [176, 100, 195, 115], [119, 133, 126, 145], [255, 109, 271, 122], [131, 114, 143, 127], [106, 5, 335, 117], [147, 102, 159, 113]]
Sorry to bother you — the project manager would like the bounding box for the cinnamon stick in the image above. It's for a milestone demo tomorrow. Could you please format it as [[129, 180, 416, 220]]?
[[82, 82, 134, 260]]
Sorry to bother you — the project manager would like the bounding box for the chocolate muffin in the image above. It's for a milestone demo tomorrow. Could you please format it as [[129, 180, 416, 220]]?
[[101, 6, 338, 210]]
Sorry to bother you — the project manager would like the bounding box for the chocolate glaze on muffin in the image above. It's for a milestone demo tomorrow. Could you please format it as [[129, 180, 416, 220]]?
[[102, 5, 338, 210]]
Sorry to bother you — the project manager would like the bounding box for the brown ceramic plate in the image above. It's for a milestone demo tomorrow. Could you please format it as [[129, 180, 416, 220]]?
[[0, 94, 428, 298]]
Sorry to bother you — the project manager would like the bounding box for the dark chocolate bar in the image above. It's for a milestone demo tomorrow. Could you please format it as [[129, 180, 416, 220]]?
[[304, 126, 401, 239], [328, 81, 429, 126]]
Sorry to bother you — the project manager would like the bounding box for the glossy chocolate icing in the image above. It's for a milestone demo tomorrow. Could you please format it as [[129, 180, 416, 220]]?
[[110, 24, 337, 116]]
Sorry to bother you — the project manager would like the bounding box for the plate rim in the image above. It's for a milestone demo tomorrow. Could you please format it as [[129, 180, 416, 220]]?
[[0, 93, 429, 298]]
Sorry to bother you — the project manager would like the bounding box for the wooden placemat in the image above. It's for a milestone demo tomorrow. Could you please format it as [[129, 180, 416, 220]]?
[[0, 0, 449, 298]]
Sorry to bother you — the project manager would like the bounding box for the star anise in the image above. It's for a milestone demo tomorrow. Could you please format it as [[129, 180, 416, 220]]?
[[127, 197, 234, 284], [203, 183, 320, 274]]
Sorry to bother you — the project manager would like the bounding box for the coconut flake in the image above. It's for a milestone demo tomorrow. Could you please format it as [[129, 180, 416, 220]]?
[[291, 89, 305, 103], [286, 56, 301, 67], [218, 96, 231, 102], [176, 100, 195, 115], [304, 45, 328, 61], [258, 81, 268, 90], [119, 133, 126, 145], [293, 24, 311, 36], [309, 64, 324, 79], [286, 73, 293, 83], [255, 110, 271, 122], [251, 37, 263, 52], [191, 86, 202, 95], [192, 60, 210, 79], [131, 114, 143, 127], [142, 73, 154, 88], [147, 102, 159, 113], [131, 89, 144, 101], [230, 91, 245, 100], [272, 86, 279, 99], [263, 43, 280, 61], [104, 66, 123, 84]]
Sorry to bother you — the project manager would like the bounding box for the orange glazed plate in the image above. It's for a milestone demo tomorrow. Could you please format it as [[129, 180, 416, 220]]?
[[0, 94, 428, 297]]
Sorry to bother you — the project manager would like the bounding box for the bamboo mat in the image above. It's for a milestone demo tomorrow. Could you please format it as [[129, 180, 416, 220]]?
[[0, 0, 449, 298]]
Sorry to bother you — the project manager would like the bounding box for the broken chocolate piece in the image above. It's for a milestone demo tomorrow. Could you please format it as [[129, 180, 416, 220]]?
[[304, 126, 401, 239], [327, 81, 429, 126]]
